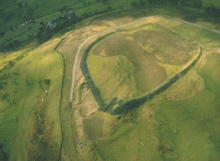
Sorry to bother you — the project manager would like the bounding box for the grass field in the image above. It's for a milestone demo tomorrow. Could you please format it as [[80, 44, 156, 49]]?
[[87, 22, 198, 107], [0, 40, 63, 160], [82, 16, 220, 161], [0, 44, 33, 70], [86, 55, 220, 160], [0, 2, 220, 160]]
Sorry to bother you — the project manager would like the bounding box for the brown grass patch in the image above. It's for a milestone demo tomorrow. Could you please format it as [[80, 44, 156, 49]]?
[[89, 25, 197, 93], [164, 70, 205, 100], [27, 93, 59, 161], [84, 112, 115, 142], [84, 113, 104, 142]]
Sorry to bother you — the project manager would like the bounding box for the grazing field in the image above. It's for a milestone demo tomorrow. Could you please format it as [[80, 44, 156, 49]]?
[[87, 22, 198, 108], [81, 16, 220, 161], [0, 7, 220, 160], [0, 41, 63, 160], [0, 45, 32, 70]]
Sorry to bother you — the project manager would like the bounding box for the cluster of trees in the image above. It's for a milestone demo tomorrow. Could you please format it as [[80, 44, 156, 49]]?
[[132, 0, 202, 8], [82, 0, 109, 7], [0, 0, 115, 52], [36, 4, 114, 43], [36, 10, 78, 43], [0, 39, 21, 52], [179, 0, 203, 8], [0, 31, 5, 37], [81, 5, 113, 19], [149, 0, 166, 5], [2, 0, 219, 52], [0, 143, 8, 161], [205, 5, 220, 17], [44, 79, 51, 85]]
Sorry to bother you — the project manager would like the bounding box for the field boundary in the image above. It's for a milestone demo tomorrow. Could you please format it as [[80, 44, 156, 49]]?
[[54, 39, 66, 161], [0, 48, 34, 73]]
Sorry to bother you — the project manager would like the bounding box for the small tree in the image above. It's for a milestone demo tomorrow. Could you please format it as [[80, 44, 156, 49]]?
[[0, 31, 5, 37], [131, 2, 138, 8], [10, 26, 14, 31], [45, 79, 51, 85], [101, 0, 108, 4], [139, 1, 146, 7], [18, 2, 23, 8]]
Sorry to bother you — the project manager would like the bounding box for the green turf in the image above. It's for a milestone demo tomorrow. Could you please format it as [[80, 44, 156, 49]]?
[[90, 51, 220, 161], [87, 22, 198, 107], [83, 16, 220, 161], [0, 1, 220, 160], [0, 43, 63, 160]]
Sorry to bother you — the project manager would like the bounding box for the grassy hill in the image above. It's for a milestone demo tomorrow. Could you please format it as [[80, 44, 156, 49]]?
[[0, 40, 63, 160], [83, 16, 220, 161], [0, 0, 220, 161], [87, 22, 199, 109]]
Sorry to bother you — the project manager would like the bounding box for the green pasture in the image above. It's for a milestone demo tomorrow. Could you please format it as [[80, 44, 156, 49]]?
[[203, 0, 220, 7], [0, 45, 32, 70], [87, 54, 138, 103], [0, 1, 219, 160], [88, 48, 220, 161], [0, 42, 63, 160], [87, 22, 197, 107], [83, 16, 220, 161], [155, 17, 220, 48], [152, 52, 220, 161]]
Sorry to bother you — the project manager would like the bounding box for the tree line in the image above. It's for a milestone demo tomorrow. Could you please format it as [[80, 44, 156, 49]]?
[[132, 0, 203, 8], [36, 10, 78, 43], [205, 5, 220, 18], [2, 0, 220, 52], [36, 4, 114, 43]]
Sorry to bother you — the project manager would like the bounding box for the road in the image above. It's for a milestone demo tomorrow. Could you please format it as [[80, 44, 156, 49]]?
[[69, 15, 220, 102], [69, 35, 96, 101]]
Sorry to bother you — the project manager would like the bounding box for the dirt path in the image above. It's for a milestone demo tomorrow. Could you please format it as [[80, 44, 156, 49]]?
[[169, 16, 220, 34], [69, 35, 96, 101]]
